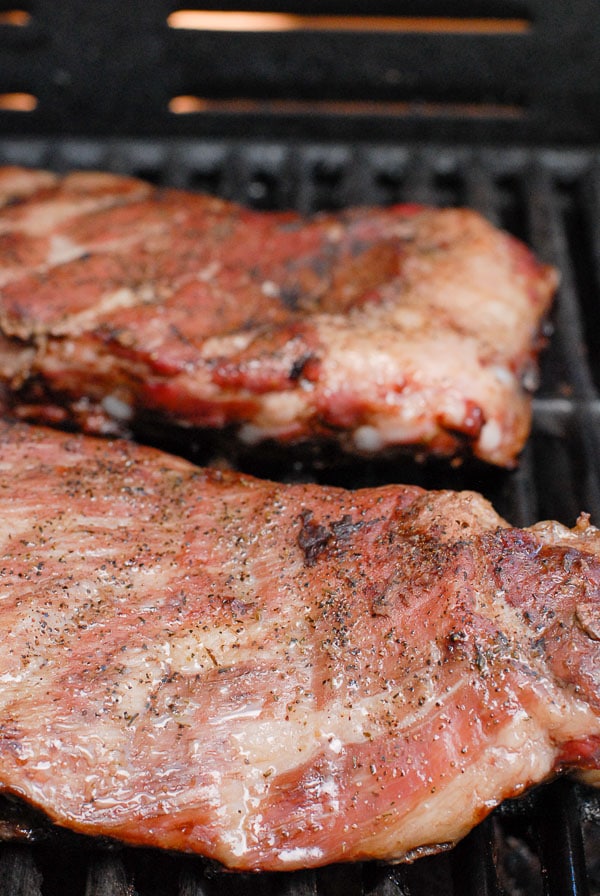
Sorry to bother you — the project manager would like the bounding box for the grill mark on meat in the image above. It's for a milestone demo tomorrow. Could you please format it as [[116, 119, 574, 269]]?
[[298, 509, 331, 566], [0, 167, 558, 467], [280, 284, 302, 310], [298, 510, 367, 566], [211, 322, 322, 394]]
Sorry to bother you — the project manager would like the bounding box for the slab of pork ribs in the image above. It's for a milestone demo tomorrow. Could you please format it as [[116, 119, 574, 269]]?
[[0, 421, 597, 870], [0, 167, 557, 467]]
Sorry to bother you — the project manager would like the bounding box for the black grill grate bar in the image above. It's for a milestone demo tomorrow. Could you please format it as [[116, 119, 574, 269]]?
[[292, 144, 358, 214], [535, 781, 591, 896], [399, 150, 438, 206], [522, 161, 600, 520], [277, 868, 320, 896], [461, 157, 538, 527], [362, 867, 410, 896], [338, 147, 389, 209], [178, 869, 207, 896], [84, 853, 132, 896], [202, 144, 273, 206], [524, 162, 598, 403], [450, 818, 502, 896], [461, 157, 502, 225], [178, 870, 201, 896], [0, 845, 42, 896], [502, 438, 539, 528], [578, 160, 600, 304]]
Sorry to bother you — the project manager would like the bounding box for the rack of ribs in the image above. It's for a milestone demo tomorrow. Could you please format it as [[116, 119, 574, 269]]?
[[0, 167, 557, 467], [0, 420, 597, 871]]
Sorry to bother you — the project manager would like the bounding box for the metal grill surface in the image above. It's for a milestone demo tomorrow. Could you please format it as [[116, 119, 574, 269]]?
[[0, 137, 598, 895]]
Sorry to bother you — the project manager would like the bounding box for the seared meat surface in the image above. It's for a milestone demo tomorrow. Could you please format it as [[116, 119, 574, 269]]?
[[0, 167, 557, 467], [0, 421, 598, 871]]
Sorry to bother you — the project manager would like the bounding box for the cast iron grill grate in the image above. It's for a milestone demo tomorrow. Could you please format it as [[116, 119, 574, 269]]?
[[0, 137, 598, 895]]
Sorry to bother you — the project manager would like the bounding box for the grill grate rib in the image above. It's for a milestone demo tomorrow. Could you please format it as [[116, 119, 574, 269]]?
[[536, 782, 591, 896], [0, 846, 42, 896], [0, 137, 598, 895], [451, 819, 500, 896]]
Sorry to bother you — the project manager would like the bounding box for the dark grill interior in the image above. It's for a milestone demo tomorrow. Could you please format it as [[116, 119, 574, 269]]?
[[2, 0, 600, 144], [0, 135, 598, 895]]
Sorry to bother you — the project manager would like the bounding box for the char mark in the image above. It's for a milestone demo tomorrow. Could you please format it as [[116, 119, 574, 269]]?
[[297, 510, 365, 566]]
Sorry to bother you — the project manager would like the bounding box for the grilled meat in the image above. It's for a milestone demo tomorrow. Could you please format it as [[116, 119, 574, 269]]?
[[0, 167, 557, 467], [0, 420, 598, 871]]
